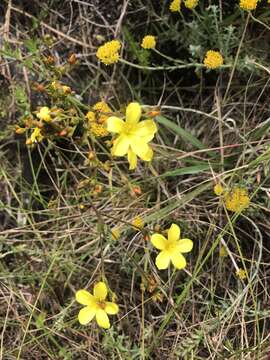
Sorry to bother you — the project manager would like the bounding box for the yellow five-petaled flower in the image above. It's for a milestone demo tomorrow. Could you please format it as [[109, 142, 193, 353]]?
[[107, 102, 157, 170], [76, 282, 119, 329], [151, 223, 193, 270]]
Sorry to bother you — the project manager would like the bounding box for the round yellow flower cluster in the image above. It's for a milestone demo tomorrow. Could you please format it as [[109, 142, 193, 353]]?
[[224, 187, 250, 212], [184, 0, 199, 9], [170, 0, 181, 12], [141, 35, 156, 49], [86, 101, 112, 137], [203, 50, 224, 69], [96, 40, 121, 65], [236, 268, 247, 280], [90, 123, 109, 137], [239, 0, 258, 10]]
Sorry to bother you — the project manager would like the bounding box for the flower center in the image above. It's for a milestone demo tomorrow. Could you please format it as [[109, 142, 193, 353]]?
[[123, 123, 135, 136], [97, 301, 106, 309], [165, 241, 176, 252]]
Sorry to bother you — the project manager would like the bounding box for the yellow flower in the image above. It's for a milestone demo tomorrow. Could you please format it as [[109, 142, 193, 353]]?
[[204, 50, 224, 69], [30, 127, 43, 143], [86, 101, 112, 124], [236, 268, 247, 280], [224, 187, 250, 212], [86, 111, 96, 122], [90, 123, 109, 137], [214, 183, 224, 196], [76, 282, 119, 329], [132, 216, 144, 230], [86, 101, 112, 137], [107, 102, 157, 170], [239, 0, 258, 10], [141, 35, 156, 49], [36, 107, 51, 122], [96, 40, 121, 65], [184, 0, 199, 9], [151, 223, 193, 270], [93, 101, 113, 123], [170, 0, 181, 12]]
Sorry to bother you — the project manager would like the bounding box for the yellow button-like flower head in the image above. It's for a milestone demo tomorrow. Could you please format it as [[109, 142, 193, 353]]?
[[90, 123, 109, 137], [239, 0, 258, 11], [93, 101, 113, 123], [141, 35, 156, 49], [76, 282, 119, 329], [107, 102, 157, 170], [224, 187, 250, 212], [236, 268, 247, 280], [204, 50, 224, 69], [214, 183, 224, 196], [170, 0, 181, 12], [36, 107, 51, 122], [86, 111, 96, 122], [85, 101, 112, 137], [151, 223, 193, 270], [184, 0, 199, 9], [96, 40, 121, 65]]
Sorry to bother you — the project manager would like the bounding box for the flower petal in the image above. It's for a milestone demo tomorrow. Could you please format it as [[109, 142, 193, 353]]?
[[127, 148, 137, 170], [155, 250, 170, 270], [76, 290, 95, 305], [112, 136, 130, 156], [133, 120, 157, 137], [107, 117, 125, 133], [94, 282, 107, 301], [78, 306, 97, 325], [96, 309, 110, 329], [151, 234, 167, 250], [177, 239, 193, 253], [168, 223, 180, 242], [139, 147, 153, 162], [126, 102, 141, 124], [105, 302, 119, 315], [171, 252, 186, 270], [130, 138, 149, 158]]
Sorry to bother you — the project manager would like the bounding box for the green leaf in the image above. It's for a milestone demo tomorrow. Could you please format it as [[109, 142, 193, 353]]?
[[159, 164, 214, 178], [155, 115, 206, 150]]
